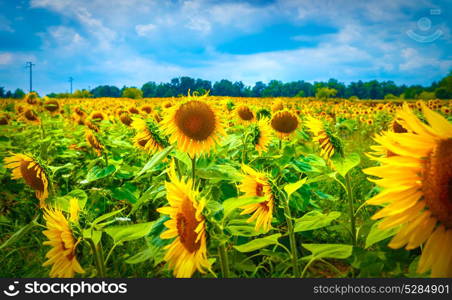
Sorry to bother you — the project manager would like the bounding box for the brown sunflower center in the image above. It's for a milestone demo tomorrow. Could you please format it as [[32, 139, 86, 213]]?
[[422, 138, 452, 228], [238, 106, 254, 121], [175, 101, 216, 141], [259, 200, 271, 212], [20, 159, 45, 191], [392, 120, 407, 133], [176, 198, 202, 253], [271, 111, 298, 134], [255, 183, 264, 197], [44, 101, 59, 112], [24, 110, 38, 121]]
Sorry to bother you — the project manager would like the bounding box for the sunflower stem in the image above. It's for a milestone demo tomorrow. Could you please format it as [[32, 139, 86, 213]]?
[[87, 239, 106, 277], [103, 151, 109, 168], [281, 193, 300, 277], [218, 243, 230, 278], [191, 154, 196, 183], [279, 139, 282, 150], [345, 173, 357, 247]]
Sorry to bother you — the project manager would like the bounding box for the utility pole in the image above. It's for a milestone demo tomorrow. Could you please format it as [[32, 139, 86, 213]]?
[[69, 77, 74, 94], [25, 62, 35, 93]]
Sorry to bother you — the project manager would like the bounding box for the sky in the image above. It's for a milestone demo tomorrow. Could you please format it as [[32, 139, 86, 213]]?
[[0, 0, 451, 95]]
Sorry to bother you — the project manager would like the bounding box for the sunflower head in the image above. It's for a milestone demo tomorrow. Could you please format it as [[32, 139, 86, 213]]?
[[42, 205, 84, 278], [23, 108, 40, 124], [270, 110, 299, 139], [305, 116, 343, 160], [44, 100, 60, 114], [156, 164, 210, 278], [162, 99, 225, 157], [238, 165, 274, 233], [85, 129, 103, 156], [3, 153, 49, 207], [250, 118, 272, 154], [236, 105, 255, 123], [132, 118, 169, 153], [364, 102, 452, 277], [119, 112, 133, 126], [25, 92, 39, 105]]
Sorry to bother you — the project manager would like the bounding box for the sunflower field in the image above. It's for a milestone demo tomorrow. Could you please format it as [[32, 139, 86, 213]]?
[[1, 92, 451, 278]]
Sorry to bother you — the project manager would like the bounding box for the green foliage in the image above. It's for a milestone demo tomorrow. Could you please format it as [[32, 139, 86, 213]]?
[[122, 87, 143, 99]]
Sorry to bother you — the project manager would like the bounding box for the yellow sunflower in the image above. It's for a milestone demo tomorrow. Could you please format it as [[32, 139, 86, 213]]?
[[157, 165, 210, 278], [3, 153, 49, 207], [162, 100, 225, 157], [42, 203, 84, 278], [238, 165, 274, 233], [250, 118, 273, 154], [131, 118, 169, 154], [85, 129, 103, 156], [364, 102, 452, 277], [270, 110, 299, 139], [304, 116, 339, 160]]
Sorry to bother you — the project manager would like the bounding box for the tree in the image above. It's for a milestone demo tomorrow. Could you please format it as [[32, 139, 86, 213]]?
[[417, 91, 435, 100], [0, 87, 5, 98], [212, 79, 235, 96], [91, 85, 121, 97], [73, 89, 93, 98], [122, 87, 143, 99], [315, 87, 337, 99], [252, 81, 267, 97], [13, 88, 25, 99], [384, 93, 397, 100], [141, 81, 157, 97]]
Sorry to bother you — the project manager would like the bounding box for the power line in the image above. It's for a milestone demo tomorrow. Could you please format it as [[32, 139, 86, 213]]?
[[69, 77, 74, 94], [25, 62, 35, 93]]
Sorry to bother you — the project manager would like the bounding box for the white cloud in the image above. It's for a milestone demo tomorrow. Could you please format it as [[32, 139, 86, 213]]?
[[135, 24, 156, 36], [0, 53, 13, 65]]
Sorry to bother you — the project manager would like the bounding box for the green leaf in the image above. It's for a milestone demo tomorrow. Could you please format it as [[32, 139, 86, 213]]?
[[302, 243, 353, 260], [0, 217, 37, 250], [284, 178, 307, 198], [331, 152, 361, 177], [82, 165, 116, 184], [136, 146, 173, 177], [111, 187, 137, 204], [92, 208, 126, 226], [365, 221, 400, 249], [125, 244, 163, 266], [105, 221, 155, 244], [222, 196, 264, 219], [82, 228, 103, 245], [196, 164, 240, 181], [294, 211, 341, 233], [233, 234, 281, 252]]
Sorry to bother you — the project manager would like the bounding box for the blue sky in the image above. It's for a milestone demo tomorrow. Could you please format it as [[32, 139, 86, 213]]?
[[0, 0, 451, 95]]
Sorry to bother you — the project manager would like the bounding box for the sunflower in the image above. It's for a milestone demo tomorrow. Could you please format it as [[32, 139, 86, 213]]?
[[22, 108, 40, 124], [42, 204, 84, 278], [157, 165, 210, 278], [119, 112, 133, 126], [305, 116, 341, 160], [131, 118, 169, 153], [3, 153, 49, 207], [250, 118, 272, 154], [90, 111, 106, 122], [270, 110, 299, 139], [236, 105, 255, 123], [85, 129, 103, 156], [364, 102, 452, 277], [162, 100, 225, 157], [238, 165, 274, 233], [44, 100, 60, 115]]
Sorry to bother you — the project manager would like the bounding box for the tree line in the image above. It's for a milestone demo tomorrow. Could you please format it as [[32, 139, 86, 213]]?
[[1, 71, 451, 99]]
